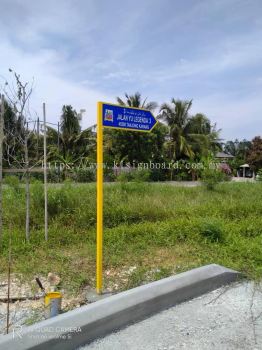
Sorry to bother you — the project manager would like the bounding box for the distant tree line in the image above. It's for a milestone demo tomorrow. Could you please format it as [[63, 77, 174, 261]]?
[[1, 86, 262, 181]]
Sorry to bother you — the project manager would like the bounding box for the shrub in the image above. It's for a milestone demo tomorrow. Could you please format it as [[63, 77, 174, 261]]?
[[31, 181, 44, 208], [256, 169, 262, 181], [104, 168, 116, 182], [174, 170, 191, 181], [116, 171, 133, 182], [48, 169, 61, 183], [4, 175, 20, 192], [116, 169, 151, 182], [201, 167, 226, 190], [72, 168, 95, 183], [131, 169, 151, 182], [149, 168, 167, 182], [47, 185, 74, 217], [199, 220, 224, 243], [219, 163, 232, 176]]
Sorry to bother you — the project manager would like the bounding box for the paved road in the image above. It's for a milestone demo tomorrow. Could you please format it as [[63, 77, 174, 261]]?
[[81, 282, 262, 350]]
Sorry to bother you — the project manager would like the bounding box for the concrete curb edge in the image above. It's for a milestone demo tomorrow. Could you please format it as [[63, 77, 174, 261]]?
[[0, 264, 241, 350]]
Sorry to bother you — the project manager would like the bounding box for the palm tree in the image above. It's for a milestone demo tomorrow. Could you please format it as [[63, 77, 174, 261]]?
[[47, 105, 95, 168], [186, 113, 221, 157], [159, 99, 194, 160], [186, 113, 211, 134], [116, 92, 157, 111], [159, 101, 221, 161], [60, 105, 81, 157]]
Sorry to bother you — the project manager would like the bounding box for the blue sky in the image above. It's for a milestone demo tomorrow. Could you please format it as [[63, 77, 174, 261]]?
[[0, 0, 261, 140]]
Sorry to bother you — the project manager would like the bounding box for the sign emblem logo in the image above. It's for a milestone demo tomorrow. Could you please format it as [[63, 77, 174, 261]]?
[[104, 109, 113, 122]]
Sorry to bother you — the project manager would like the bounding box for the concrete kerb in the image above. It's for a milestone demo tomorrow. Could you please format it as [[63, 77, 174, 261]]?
[[0, 264, 241, 350]]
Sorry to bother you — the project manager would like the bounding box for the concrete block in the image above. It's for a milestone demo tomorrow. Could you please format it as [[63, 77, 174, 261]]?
[[0, 264, 241, 350]]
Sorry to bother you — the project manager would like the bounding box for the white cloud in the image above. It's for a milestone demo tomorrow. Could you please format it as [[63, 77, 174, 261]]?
[[192, 92, 262, 140], [0, 39, 113, 129], [0, 0, 261, 141]]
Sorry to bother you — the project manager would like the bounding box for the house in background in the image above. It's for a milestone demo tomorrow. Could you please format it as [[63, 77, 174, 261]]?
[[237, 164, 255, 178], [215, 152, 235, 162], [215, 151, 234, 175]]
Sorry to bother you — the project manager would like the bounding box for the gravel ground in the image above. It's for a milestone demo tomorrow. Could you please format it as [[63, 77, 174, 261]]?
[[0, 273, 86, 335], [81, 281, 262, 350], [0, 299, 45, 334]]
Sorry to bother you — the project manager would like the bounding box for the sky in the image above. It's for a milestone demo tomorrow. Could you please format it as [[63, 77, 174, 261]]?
[[0, 0, 261, 141]]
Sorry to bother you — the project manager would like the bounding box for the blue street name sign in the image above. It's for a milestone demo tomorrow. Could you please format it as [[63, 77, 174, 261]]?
[[101, 102, 157, 132]]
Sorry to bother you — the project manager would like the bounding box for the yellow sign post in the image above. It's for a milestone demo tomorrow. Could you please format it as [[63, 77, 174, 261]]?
[[96, 102, 103, 294], [96, 102, 157, 294]]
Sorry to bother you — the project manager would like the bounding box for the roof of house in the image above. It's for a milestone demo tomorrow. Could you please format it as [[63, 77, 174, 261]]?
[[215, 152, 234, 159]]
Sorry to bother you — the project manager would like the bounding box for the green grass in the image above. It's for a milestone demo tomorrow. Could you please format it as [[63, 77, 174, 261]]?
[[0, 182, 261, 294]]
